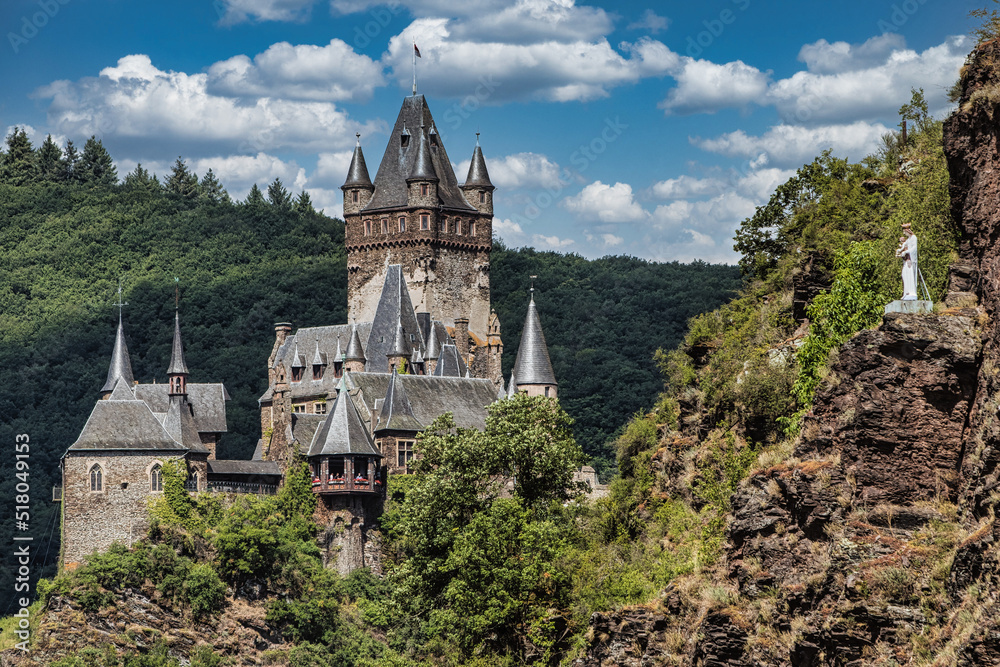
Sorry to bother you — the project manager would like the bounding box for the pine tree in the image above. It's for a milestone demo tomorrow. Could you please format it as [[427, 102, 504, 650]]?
[[199, 169, 229, 204], [244, 183, 266, 207], [267, 178, 292, 209], [164, 157, 200, 199], [61, 140, 80, 183], [0, 127, 38, 186], [77, 136, 118, 186], [123, 163, 158, 192], [294, 190, 315, 216], [37, 135, 63, 182]]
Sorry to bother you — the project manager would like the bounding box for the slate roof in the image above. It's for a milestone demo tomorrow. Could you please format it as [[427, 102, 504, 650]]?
[[291, 413, 325, 454], [408, 125, 438, 182], [362, 95, 476, 213], [345, 325, 366, 362], [68, 399, 187, 452], [389, 321, 412, 358], [307, 385, 381, 457], [167, 311, 189, 375], [263, 323, 373, 402], [376, 369, 423, 432], [347, 373, 498, 431], [163, 396, 208, 454], [134, 383, 229, 433], [102, 315, 135, 393], [207, 460, 282, 477], [464, 140, 494, 189], [513, 294, 557, 386], [434, 343, 467, 378], [342, 138, 373, 188], [365, 265, 424, 373]]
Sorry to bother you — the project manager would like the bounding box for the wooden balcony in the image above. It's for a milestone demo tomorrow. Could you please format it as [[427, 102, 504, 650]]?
[[311, 475, 384, 495]]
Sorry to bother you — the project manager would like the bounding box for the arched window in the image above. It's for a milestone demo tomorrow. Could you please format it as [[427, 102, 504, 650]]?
[[150, 464, 163, 492], [90, 464, 103, 492]]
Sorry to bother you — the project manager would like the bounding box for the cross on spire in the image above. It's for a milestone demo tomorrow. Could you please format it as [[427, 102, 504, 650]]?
[[112, 277, 128, 319], [174, 277, 180, 309]]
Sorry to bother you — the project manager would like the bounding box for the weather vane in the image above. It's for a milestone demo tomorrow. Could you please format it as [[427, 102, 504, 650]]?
[[112, 277, 128, 318], [174, 277, 180, 309], [530, 275, 537, 293]]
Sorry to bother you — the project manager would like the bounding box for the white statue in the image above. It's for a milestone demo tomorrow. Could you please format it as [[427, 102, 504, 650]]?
[[895, 223, 918, 301]]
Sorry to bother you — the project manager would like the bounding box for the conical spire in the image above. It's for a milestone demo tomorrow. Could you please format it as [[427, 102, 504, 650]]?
[[312, 338, 325, 366], [464, 135, 493, 188], [345, 325, 366, 362], [334, 335, 344, 362], [408, 125, 438, 182], [102, 313, 135, 393], [167, 310, 189, 375], [343, 134, 373, 188], [507, 370, 517, 398], [388, 320, 412, 358], [425, 322, 441, 360], [290, 343, 305, 368], [307, 379, 380, 457], [377, 368, 423, 432], [512, 294, 557, 386]]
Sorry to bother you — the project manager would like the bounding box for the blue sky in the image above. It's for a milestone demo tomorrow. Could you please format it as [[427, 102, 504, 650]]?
[[0, 0, 978, 263]]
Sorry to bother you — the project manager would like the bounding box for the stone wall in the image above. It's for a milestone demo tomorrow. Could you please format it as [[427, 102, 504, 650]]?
[[314, 495, 383, 575], [62, 451, 183, 568]]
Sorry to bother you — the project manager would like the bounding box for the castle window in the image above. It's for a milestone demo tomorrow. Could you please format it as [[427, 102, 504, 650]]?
[[545, 387, 550, 397], [293, 404, 306, 413], [479, 191, 485, 204], [469, 220, 476, 236], [291, 367, 304, 382], [420, 214, 430, 230], [420, 183, 429, 196], [352, 191, 359, 203], [397, 440, 415, 469], [89, 464, 103, 492], [150, 464, 163, 493], [440, 219, 447, 233], [381, 218, 389, 234], [456, 220, 463, 236], [401, 134, 409, 148], [313, 364, 325, 380], [398, 216, 406, 232], [364, 220, 372, 236], [315, 402, 327, 415]]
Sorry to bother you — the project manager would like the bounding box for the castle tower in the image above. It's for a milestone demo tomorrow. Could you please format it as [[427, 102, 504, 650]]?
[[512, 292, 558, 399], [167, 310, 189, 397], [461, 134, 495, 217], [345, 325, 366, 373], [101, 313, 135, 399], [344, 95, 493, 340]]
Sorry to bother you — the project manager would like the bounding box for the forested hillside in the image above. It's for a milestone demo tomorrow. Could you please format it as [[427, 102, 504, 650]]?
[[0, 132, 739, 617]]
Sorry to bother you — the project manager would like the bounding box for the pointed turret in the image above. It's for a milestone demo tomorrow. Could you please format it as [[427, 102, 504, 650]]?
[[101, 314, 135, 397], [408, 124, 438, 183], [507, 370, 518, 398], [308, 378, 381, 458], [462, 133, 495, 216], [168, 310, 189, 396], [512, 292, 557, 398], [376, 368, 423, 433], [342, 133, 375, 215], [387, 320, 412, 371], [434, 343, 467, 377], [345, 325, 366, 373]]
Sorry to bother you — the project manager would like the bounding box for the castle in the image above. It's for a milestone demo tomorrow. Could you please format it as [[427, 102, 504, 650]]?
[[60, 93, 562, 574]]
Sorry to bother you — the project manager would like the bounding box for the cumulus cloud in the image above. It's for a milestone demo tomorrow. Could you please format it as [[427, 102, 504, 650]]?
[[216, 0, 317, 25], [532, 233, 575, 249], [456, 152, 564, 189], [311, 150, 356, 188], [34, 54, 380, 158], [493, 217, 527, 245], [562, 181, 647, 223], [693, 121, 891, 168], [767, 35, 967, 123], [385, 21, 675, 102], [627, 9, 669, 34], [585, 231, 624, 247], [207, 40, 384, 102], [651, 174, 726, 199], [659, 57, 770, 115]]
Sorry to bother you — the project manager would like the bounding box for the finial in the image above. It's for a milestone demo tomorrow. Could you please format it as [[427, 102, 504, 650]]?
[[356, 132, 361, 146], [174, 277, 179, 309], [530, 275, 537, 293], [475, 131, 480, 145], [113, 277, 128, 320]]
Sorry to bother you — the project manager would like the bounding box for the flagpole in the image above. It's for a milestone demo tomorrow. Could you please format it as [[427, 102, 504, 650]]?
[[412, 41, 417, 95]]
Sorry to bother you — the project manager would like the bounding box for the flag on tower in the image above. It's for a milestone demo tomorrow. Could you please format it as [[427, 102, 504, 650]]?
[[413, 43, 421, 58]]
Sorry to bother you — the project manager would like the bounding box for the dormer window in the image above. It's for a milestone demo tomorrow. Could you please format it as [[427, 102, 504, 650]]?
[[401, 134, 410, 148], [430, 134, 438, 147], [420, 214, 430, 230], [313, 364, 325, 380], [291, 367, 304, 382], [420, 183, 429, 196]]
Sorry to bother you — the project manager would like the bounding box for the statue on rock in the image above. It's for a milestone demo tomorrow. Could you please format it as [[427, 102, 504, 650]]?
[[896, 223, 919, 301]]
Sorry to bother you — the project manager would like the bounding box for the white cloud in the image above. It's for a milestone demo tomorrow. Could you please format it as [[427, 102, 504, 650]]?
[[627, 9, 669, 34], [305, 187, 344, 219], [562, 181, 647, 223], [532, 233, 575, 249], [215, 0, 317, 25], [117, 152, 307, 200], [35, 55, 380, 158], [660, 57, 769, 115], [493, 217, 527, 245], [456, 152, 564, 189], [384, 21, 675, 102], [312, 150, 356, 188], [693, 121, 891, 168], [767, 36, 967, 123], [585, 231, 624, 247], [207, 40, 385, 102], [651, 174, 726, 199]]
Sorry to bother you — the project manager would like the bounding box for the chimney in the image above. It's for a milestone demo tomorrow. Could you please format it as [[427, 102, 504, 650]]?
[[454, 317, 470, 361]]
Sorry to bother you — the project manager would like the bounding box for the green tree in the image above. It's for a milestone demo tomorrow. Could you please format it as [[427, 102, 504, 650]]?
[[77, 136, 117, 186], [164, 157, 200, 200], [61, 140, 80, 182], [199, 169, 229, 204], [123, 164, 159, 192], [244, 183, 266, 207], [37, 134, 64, 182], [0, 127, 38, 186], [294, 190, 314, 216], [267, 178, 292, 209]]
